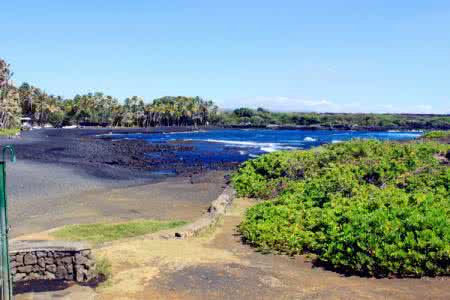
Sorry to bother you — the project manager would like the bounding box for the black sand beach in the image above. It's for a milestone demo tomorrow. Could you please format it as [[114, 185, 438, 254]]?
[[1, 128, 231, 237]]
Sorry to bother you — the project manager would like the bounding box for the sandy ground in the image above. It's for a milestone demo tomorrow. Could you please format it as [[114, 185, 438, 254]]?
[[8, 159, 227, 237], [15, 198, 450, 300]]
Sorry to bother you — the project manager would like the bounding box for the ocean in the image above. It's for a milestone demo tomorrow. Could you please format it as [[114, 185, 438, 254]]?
[[101, 129, 423, 174]]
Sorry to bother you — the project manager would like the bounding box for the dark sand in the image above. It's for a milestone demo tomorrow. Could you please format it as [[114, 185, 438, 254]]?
[[1, 128, 230, 237]]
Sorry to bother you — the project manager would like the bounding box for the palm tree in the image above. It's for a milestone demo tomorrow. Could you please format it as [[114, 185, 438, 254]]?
[[0, 59, 22, 128]]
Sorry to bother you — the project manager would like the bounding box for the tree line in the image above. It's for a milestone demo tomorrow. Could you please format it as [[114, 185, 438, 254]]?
[[0, 59, 218, 128], [219, 107, 450, 130], [1, 58, 449, 130]]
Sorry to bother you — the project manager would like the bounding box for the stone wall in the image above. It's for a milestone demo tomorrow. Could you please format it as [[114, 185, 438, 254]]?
[[9, 240, 95, 282]]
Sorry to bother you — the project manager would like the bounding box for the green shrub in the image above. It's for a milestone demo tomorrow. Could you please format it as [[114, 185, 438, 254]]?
[[0, 128, 19, 137], [234, 140, 450, 277], [422, 131, 450, 139], [94, 256, 112, 281]]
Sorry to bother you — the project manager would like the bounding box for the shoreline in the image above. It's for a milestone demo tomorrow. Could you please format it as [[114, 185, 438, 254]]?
[[6, 127, 235, 181], [0, 126, 433, 237], [8, 158, 229, 237]]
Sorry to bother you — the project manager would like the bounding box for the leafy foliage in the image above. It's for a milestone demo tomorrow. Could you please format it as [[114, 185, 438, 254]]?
[[215, 107, 450, 130], [233, 140, 450, 276], [94, 256, 112, 282], [0, 59, 22, 129], [0, 128, 20, 137], [423, 131, 450, 139]]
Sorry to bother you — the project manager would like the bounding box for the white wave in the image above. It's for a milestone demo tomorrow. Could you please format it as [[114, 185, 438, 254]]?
[[304, 137, 317, 142], [164, 130, 205, 135], [261, 145, 298, 153], [387, 132, 422, 137], [206, 139, 267, 147], [202, 139, 300, 153], [260, 146, 277, 153], [332, 140, 343, 144]]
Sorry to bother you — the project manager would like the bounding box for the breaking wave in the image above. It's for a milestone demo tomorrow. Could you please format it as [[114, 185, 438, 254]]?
[[204, 139, 299, 153]]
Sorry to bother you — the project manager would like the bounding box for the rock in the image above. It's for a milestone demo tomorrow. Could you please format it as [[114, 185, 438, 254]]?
[[24, 253, 37, 265], [13, 273, 26, 282], [75, 265, 88, 282], [67, 263, 74, 274], [45, 257, 54, 264], [75, 253, 89, 265], [46, 264, 57, 273], [28, 272, 41, 280], [56, 258, 64, 266], [18, 265, 32, 273], [9, 242, 95, 283], [36, 251, 47, 258], [15, 254, 24, 266], [62, 256, 73, 265], [38, 257, 46, 268], [32, 265, 43, 272], [56, 265, 68, 279], [44, 272, 56, 280]]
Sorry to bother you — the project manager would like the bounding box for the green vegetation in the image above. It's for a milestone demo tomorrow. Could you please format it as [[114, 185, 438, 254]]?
[[422, 130, 450, 139], [0, 60, 21, 129], [52, 219, 188, 243], [0, 128, 19, 137], [1, 58, 449, 130], [94, 256, 112, 282], [233, 140, 450, 277], [217, 108, 450, 130]]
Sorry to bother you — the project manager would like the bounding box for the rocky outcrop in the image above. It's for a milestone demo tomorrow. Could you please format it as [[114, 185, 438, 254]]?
[[9, 240, 95, 282]]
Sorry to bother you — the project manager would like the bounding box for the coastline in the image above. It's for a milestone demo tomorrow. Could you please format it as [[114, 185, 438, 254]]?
[[2, 127, 232, 237], [6, 127, 233, 180], [0, 126, 436, 237], [8, 158, 228, 237]]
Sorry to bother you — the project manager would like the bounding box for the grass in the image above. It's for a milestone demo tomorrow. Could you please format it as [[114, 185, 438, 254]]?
[[0, 128, 19, 137], [52, 219, 188, 243], [94, 256, 112, 286], [422, 130, 450, 139]]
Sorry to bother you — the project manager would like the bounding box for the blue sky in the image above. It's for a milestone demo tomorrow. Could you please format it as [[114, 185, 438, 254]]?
[[2, 1, 449, 113]]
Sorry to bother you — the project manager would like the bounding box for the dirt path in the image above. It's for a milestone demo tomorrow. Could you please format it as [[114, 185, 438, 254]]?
[[133, 199, 450, 300], [15, 198, 450, 300]]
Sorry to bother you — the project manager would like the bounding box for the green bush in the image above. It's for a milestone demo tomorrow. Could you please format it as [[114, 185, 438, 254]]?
[[0, 128, 19, 137], [422, 131, 450, 139], [94, 256, 112, 283], [234, 140, 450, 277]]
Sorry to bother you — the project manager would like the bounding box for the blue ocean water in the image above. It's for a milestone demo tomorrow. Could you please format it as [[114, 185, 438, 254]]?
[[103, 129, 422, 173]]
